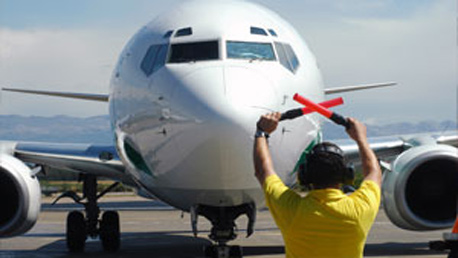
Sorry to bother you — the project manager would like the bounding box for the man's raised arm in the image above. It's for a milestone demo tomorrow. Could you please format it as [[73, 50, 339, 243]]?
[[253, 112, 281, 185], [345, 117, 382, 187]]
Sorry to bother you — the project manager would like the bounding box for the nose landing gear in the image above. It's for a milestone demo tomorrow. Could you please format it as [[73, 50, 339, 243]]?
[[191, 203, 256, 258]]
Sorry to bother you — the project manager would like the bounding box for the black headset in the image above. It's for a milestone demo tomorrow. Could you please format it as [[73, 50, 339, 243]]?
[[298, 142, 355, 187]]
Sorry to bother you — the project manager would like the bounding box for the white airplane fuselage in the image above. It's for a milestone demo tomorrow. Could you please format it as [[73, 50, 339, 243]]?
[[109, 0, 324, 210]]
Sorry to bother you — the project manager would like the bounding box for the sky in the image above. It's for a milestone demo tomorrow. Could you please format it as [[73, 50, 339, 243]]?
[[0, 0, 456, 125]]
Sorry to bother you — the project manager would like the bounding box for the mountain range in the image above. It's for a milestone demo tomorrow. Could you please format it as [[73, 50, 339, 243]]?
[[0, 115, 456, 144]]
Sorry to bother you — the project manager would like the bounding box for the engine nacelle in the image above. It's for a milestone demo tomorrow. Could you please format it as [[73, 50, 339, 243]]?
[[0, 153, 41, 237], [382, 144, 458, 231]]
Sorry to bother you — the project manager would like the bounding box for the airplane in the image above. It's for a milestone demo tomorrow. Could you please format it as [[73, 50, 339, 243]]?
[[0, 0, 457, 257]]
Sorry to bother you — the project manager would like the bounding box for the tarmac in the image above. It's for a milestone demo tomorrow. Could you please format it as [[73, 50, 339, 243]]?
[[0, 195, 451, 258]]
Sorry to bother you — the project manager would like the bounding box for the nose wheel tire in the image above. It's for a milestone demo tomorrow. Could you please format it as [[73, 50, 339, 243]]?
[[204, 245, 243, 258], [100, 211, 121, 252], [66, 211, 87, 253]]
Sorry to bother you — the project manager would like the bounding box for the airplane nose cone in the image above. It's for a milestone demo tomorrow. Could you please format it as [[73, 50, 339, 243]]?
[[164, 65, 279, 194], [171, 66, 227, 122], [225, 66, 278, 111], [171, 66, 279, 126]]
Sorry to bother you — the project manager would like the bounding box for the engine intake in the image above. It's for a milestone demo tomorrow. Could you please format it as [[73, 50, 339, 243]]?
[[382, 144, 458, 230], [0, 154, 41, 237]]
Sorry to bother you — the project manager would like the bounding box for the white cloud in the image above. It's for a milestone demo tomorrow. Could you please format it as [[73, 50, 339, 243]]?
[[0, 0, 455, 123], [334, 0, 392, 13], [295, 0, 456, 123], [0, 28, 126, 117]]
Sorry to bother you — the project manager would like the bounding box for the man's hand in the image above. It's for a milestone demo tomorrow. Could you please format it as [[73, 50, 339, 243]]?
[[345, 117, 367, 144], [256, 112, 281, 134]]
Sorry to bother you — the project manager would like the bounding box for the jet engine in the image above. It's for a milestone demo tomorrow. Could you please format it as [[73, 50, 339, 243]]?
[[0, 153, 41, 237], [382, 143, 458, 230]]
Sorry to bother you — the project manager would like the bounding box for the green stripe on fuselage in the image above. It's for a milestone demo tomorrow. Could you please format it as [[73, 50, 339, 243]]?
[[290, 131, 322, 176]]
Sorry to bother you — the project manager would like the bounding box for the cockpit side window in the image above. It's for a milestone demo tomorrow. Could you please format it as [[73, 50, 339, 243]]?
[[226, 41, 276, 61], [168, 41, 219, 63], [141, 44, 169, 77], [163, 30, 173, 38], [274, 42, 288, 70], [141, 45, 159, 76], [274, 42, 300, 73], [152, 44, 169, 73], [284, 44, 299, 72]]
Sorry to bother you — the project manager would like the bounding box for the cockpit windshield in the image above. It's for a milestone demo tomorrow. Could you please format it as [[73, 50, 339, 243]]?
[[169, 41, 219, 63], [226, 41, 275, 61]]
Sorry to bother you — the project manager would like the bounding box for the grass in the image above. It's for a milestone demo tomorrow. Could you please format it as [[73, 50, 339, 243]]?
[[39, 169, 366, 196], [40, 179, 133, 195]]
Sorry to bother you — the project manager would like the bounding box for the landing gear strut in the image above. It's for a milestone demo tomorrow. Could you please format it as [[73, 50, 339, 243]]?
[[53, 174, 120, 253], [191, 203, 256, 258]]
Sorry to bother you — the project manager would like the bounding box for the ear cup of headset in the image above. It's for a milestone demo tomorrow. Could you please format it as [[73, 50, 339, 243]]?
[[343, 164, 355, 185], [298, 163, 313, 187], [298, 163, 307, 186]]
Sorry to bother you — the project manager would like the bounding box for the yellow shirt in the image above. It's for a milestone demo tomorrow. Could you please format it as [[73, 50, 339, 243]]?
[[263, 174, 381, 258]]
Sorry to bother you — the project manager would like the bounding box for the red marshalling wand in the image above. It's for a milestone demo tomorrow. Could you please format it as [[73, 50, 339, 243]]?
[[280, 94, 350, 129]]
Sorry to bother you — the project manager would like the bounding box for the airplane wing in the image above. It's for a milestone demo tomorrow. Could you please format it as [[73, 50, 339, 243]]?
[[324, 82, 396, 95], [335, 131, 458, 164], [2, 88, 109, 102], [2, 141, 129, 182], [339, 138, 405, 164], [437, 133, 458, 146], [4, 82, 397, 101]]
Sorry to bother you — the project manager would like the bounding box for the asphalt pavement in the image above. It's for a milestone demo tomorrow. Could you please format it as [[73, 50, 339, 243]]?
[[0, 195, 451, 258]]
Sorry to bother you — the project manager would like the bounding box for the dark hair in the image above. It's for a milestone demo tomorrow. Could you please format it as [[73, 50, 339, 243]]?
[[299, 142, 348, 189]]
